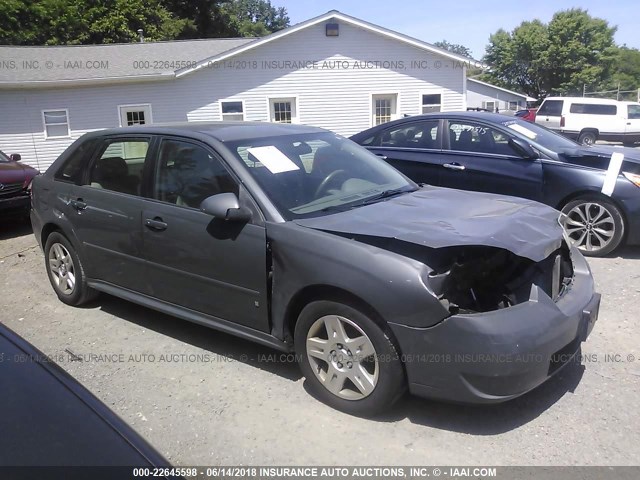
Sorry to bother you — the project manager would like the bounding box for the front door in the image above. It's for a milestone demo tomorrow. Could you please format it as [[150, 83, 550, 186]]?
[[66, 136, 153, 293], [142, 137, 270, 331], [439, 120, 544, 201]]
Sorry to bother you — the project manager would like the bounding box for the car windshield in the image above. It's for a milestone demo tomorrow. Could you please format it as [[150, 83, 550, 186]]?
[[501, 118, 580, 150], [226, 132, 417, 220], [0, 150, 10, 162]]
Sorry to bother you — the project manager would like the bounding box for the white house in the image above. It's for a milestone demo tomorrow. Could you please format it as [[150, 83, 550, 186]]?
[[466, 78, 536, 113], [0, 10, 475, 171]]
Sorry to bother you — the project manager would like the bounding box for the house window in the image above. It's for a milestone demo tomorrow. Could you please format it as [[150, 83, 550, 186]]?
[[372, 94, 398, 126], [221, 101, 245, 121], [509, 101, 520, 111], [118, 104, 152, 127], [483, 101, 497, 112], [421, 94, 442, 113], [269, 97, 297, 123], [43, 110, 70, 138]]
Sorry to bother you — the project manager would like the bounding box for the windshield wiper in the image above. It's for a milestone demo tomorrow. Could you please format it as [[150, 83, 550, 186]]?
[[358, 187, 415, 206]]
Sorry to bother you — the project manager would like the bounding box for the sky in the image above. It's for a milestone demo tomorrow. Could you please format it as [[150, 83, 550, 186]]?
[[274, 0, 639, 59]]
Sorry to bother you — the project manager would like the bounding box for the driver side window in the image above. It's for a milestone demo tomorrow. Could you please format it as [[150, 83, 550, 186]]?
[[154, 139, 238, 209]]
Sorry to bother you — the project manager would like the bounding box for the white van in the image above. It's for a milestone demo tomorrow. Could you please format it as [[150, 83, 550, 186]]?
[[535, 96, 640, 146]]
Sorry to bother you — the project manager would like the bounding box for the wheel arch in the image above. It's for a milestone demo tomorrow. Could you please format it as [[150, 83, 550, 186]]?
[[284, 284, 403, 354]]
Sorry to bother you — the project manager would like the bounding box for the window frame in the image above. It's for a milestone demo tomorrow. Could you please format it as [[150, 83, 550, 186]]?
[[42, 109, 71, 139], [420, 91, 443, 114], [220, 99, 246, 121], [482, 100, 497, 112], [443, 119, 523, 158], [370, 92, 400, 127], [373, 119, 443, 150], [117, 103, 153, 127], [81, 135, 154, 198], [267, 96, 299, 124]]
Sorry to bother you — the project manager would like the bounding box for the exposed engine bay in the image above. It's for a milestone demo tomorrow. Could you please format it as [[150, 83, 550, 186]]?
[[340, 235, 574, 314]]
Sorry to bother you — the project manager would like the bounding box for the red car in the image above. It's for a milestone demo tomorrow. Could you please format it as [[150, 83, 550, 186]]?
[[0, 149, 39, 216], [515, 108, 538, 122]]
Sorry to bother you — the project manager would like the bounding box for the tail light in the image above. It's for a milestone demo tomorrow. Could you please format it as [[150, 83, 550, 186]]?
[[560, 116, 565, 128]]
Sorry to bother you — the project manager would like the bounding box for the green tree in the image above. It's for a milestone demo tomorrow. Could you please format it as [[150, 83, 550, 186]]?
[[161, 0, 235, 38], [482, 9, 617, 98], [603, 46, 640, 99], [433, 40, 473, 58], [0, 0, 190, 45], [222, 0, 290, 37]]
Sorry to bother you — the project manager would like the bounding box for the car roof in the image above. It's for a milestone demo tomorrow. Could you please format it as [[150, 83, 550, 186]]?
[[369, 111, 522, 126], [83, 121, 328, 143], [542, 96, 640, 106]]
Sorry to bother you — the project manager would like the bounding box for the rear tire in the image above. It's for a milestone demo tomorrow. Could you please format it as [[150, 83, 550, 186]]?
[[560, 196, 625, 256], [578, 131, 597, 146], [294, 300, 405, 416], [44, 232, 98, 306]]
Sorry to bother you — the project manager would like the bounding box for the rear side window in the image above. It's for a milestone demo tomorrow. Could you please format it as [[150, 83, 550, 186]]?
[[569, 103, 617, 115], [374, 120, 440, 148], [54, 139, 98, 184], [87, 139, 150, 195], [538, 100, 563, 116], [628, 105, 640, 119]]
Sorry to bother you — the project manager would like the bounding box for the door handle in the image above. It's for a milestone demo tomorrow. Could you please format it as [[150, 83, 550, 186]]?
[[69, 199, 87, 211], [375, 154, 388, 160], [443, 163, 466, 171], [144, 217, 168, 231]]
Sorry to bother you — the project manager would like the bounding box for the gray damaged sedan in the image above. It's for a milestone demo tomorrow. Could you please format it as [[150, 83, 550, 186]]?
[[31, 122, 600, 416]]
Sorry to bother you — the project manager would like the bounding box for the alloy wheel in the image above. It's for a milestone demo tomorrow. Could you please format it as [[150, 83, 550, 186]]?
[[48, 243, 76, 295], [562, 202, 615, 253], [306, 315, 379, 400]]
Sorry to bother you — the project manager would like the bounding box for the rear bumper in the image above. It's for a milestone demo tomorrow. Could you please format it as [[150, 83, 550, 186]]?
[[390, 246, 599, 404]]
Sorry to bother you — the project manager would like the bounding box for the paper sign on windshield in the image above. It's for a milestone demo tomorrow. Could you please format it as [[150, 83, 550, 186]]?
[[246, 146, 300, 174]]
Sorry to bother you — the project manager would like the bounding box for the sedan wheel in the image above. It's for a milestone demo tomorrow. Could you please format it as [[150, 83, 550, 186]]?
[[561, 198, 625, 256], [294, 300, 405, 416], [306, 315, 379, 400], [48, 243, 76, 295]]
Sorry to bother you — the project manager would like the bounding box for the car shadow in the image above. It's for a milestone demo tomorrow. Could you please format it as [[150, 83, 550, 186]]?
[[612, 245, 640, 260], [93, 293, 584, 434], [93, 294, 302, 382], [0, 216, 33, 241]]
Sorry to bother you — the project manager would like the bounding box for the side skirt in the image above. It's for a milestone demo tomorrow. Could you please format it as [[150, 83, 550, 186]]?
[[88, 280, 292, 352]]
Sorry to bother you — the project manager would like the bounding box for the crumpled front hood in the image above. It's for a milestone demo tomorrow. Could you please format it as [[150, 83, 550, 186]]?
[[294, 186, 564, 262]]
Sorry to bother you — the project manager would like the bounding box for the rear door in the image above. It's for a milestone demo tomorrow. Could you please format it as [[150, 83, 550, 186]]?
[[141, 136, 270, 332], [625, 104, 640, 142], [536, 99, 564, 130], [439, 119, 544, 201], [362, 119, 445, 185], [66, 136, 153, 293]]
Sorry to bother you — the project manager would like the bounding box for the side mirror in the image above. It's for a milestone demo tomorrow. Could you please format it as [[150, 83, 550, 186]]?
[[9, 153, 21, 162], [509, 137, 537, 160], [200, 193, 251, 222]]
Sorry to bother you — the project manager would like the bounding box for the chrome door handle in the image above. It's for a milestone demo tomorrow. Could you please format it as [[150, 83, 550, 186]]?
[[144, 218, 168, 231], [443, 163, 466, 171], [375, 154, 388, 160], [69, 199, 87, 211]]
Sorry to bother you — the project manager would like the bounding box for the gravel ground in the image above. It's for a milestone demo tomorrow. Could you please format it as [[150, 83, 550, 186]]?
[[1, 218, 639, 466]]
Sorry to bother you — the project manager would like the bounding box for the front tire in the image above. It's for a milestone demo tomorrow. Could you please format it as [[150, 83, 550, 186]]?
[[560, 196, 625, 256], [294, 300, 405, 416], [44, 232, 97, 305]]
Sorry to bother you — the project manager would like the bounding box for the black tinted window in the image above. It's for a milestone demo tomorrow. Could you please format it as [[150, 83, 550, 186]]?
[[569, 103, 617, 115], [377, 121, 440, 148], [54, 139, 98, 183], [88, 140, 150, 195], [448, 121, 519, 156], [538, 100, 563, 116], [155, 139, 238, 208]]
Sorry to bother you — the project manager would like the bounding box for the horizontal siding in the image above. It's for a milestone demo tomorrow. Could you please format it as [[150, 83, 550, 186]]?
[[0, 19, 465, 171]]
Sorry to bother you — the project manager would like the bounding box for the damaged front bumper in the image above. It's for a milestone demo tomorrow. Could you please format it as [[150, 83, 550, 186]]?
[[388, 245, 600, 404]]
